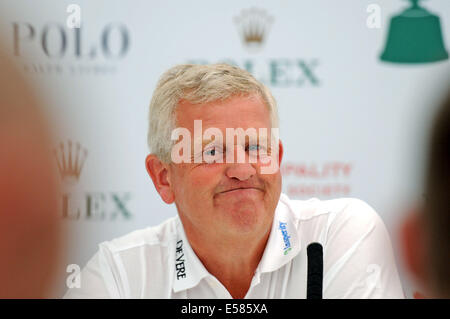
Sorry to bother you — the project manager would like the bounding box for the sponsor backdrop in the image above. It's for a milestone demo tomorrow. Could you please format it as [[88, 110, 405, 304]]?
[[0, 0, 449, 297]]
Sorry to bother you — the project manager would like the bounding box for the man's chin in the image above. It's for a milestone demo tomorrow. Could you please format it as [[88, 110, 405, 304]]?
[[214, 205, 267, 235]]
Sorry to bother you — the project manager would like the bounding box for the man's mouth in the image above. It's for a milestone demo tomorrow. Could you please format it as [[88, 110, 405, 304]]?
[[219, 187, 263, 194]]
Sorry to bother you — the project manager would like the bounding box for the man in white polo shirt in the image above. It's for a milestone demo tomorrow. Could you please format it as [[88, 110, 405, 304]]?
[[64, 64, 404, 299]]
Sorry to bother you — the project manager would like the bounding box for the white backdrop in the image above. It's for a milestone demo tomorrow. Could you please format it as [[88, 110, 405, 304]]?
[[0, 0, 449, 298]]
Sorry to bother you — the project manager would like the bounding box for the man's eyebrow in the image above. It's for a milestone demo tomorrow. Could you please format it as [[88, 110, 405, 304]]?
[[193, 133, 271, 148], [204, 137, 222, 146], [194, 137, 223, 148]]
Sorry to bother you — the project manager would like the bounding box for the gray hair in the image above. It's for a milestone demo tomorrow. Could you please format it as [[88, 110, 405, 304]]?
[[147, 63, 279, 163]]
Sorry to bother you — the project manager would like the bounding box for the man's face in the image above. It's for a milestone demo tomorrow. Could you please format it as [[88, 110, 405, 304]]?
[[166, 94, 283, 240]]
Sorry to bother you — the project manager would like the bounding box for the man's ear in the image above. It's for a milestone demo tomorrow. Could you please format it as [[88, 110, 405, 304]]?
[[278, 139, 284, 166], [400, 207, 431, 294], [145, 154, 175, 204]]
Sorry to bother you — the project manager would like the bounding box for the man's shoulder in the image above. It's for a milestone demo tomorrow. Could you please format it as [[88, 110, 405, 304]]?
[[280, 193, 386, 250], [280, 193, 382, 226], [100, 216, 179, 254]]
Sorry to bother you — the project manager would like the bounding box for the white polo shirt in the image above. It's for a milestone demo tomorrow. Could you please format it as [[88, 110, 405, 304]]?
[[64, 193, 405, 299]]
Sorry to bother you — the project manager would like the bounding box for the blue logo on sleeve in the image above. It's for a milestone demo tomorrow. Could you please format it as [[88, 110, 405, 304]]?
[[278, 221, 292, 255]]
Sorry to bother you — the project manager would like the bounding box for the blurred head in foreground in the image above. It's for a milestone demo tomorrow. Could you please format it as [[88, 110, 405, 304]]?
[[402, 90, 450, 299], [0, 46, 61, 298]]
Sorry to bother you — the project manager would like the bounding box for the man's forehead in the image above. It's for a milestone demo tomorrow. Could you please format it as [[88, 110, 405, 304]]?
[[175, 94, 270, 129]]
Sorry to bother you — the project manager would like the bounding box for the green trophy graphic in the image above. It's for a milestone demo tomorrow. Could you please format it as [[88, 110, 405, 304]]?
[[380, 0, 448, 63]]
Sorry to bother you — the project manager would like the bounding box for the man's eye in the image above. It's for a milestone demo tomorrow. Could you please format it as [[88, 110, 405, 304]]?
[[202, 148, 224, 164], [248, 144, 260, 151], [204, 148, 222, 157]]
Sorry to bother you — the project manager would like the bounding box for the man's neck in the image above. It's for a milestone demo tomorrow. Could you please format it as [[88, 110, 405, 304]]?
[[181, 220, 272, 299]]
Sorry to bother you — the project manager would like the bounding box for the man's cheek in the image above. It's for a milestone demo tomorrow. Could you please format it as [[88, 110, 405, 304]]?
[[192, 165, 222, 184], [187, 180, 215, 202], [257, 157, 278, 175]]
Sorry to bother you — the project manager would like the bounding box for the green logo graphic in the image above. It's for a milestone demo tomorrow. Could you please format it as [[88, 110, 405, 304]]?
[[380, 0, 448, 63]]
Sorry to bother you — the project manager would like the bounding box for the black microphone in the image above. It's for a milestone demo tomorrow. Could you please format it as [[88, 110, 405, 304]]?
[[306, 242, 323, 299]]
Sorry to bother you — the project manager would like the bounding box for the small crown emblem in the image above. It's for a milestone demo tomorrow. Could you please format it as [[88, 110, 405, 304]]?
[[234, 8, 274, 51], [54, 140, 88, 184]]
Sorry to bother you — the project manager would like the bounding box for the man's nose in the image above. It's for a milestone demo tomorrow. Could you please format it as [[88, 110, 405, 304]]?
[[225, 162, 257, 181], [225, 145, 257, 180]]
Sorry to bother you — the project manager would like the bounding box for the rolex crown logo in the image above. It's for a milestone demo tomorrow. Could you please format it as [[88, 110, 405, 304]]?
[[234, 7, 274, 52], [54, 140, 88, 184]]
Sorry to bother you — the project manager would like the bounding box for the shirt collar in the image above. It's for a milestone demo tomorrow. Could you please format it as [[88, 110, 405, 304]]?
[[172, 192, 301, 293], [172, 217, 211, 293], [256, 193, 302, 274]]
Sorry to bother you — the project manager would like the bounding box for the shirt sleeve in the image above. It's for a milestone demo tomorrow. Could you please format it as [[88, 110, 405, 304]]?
[[63, 243, 122, 299], [322, 198, 405, 299]]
